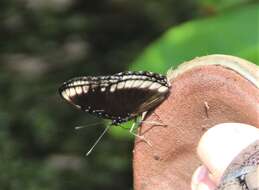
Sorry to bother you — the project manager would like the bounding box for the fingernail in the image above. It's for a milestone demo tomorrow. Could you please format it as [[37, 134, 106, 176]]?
[[197, 166, 208, 181]]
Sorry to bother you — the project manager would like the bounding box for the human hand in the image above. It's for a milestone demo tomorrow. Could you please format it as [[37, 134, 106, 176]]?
[[191, 123, 259, 190]]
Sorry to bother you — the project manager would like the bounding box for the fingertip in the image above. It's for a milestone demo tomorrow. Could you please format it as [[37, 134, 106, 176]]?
[[191, 166, 207, 189], [197, 123, 259, 183], [191, 166, 217, 190]]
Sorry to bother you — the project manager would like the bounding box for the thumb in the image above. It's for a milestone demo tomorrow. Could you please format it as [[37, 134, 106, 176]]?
[[192, 123, 259, 190]]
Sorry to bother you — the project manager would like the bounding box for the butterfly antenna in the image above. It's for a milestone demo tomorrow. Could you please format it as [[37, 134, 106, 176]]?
[[74, 122, 103, 130], [75, 126, 87, 130], [85, 124, 111, 156]]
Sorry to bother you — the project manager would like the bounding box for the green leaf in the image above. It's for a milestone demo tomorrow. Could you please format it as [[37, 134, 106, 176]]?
[[198, 0, 253, 12], [108, 121, 134, 140], [130, 4, 259, 73], [111, 4, 259, 139]]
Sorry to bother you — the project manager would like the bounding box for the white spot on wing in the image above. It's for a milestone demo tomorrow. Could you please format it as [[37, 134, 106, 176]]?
[[122, 75, 130, 80], [83, 81, 88, 85], [124, 80, 135, 88], [82, 85, 89, 93], [149, 82, 161, 90], [69, 88, 77, 97], [69, 88, 76, 97], [78, 81, 82, 86], [61, 91, 70, 101], [81, 81, 88, 85], [110, 84, 117, 92], [132, 80, 143, 88], [140, 81, 152, 88], [101, 87, 106, 92], [158, 86, 168, 93], [117, 81, 125, 89], [131, 75, 139, 80], [72, 81, 88, 86], [75, 86, 82, 94], [73, 81, 79, 86], [65, 89, 70, 97]]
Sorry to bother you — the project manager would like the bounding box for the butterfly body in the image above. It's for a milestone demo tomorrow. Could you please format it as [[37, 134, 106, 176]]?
[[59, 71, 170, 125]]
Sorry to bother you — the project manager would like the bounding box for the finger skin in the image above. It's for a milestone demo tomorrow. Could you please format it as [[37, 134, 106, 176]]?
[[191, 123, 259, 189], [191, 166, 217, 190]]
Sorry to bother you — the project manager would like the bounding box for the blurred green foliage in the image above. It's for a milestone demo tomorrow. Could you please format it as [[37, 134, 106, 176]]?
[[198, 0, 254, 12], [0, 0, 257, 190], [131, 4, 259, 73]]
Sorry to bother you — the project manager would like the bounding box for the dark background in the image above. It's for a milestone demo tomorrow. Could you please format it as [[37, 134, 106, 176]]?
[[0, 0, 257, 190]]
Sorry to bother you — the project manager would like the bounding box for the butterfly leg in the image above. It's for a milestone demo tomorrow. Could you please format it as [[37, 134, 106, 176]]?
[[129, 120, 152, 147], [139, 111, 167, 127], [140, 120, 167, 127], [85, 124, 112, 156]]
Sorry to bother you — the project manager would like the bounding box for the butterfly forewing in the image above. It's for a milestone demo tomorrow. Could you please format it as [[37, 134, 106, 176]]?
[[59, 71, 170, 124]]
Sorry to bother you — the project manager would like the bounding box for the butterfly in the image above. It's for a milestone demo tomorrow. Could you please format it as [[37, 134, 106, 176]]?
[[59, 71, 170, 155]]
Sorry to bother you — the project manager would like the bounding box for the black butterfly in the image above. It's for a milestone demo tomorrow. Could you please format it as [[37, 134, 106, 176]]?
[[59, 71, 170, 155], [59, 71, 170, 125]]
